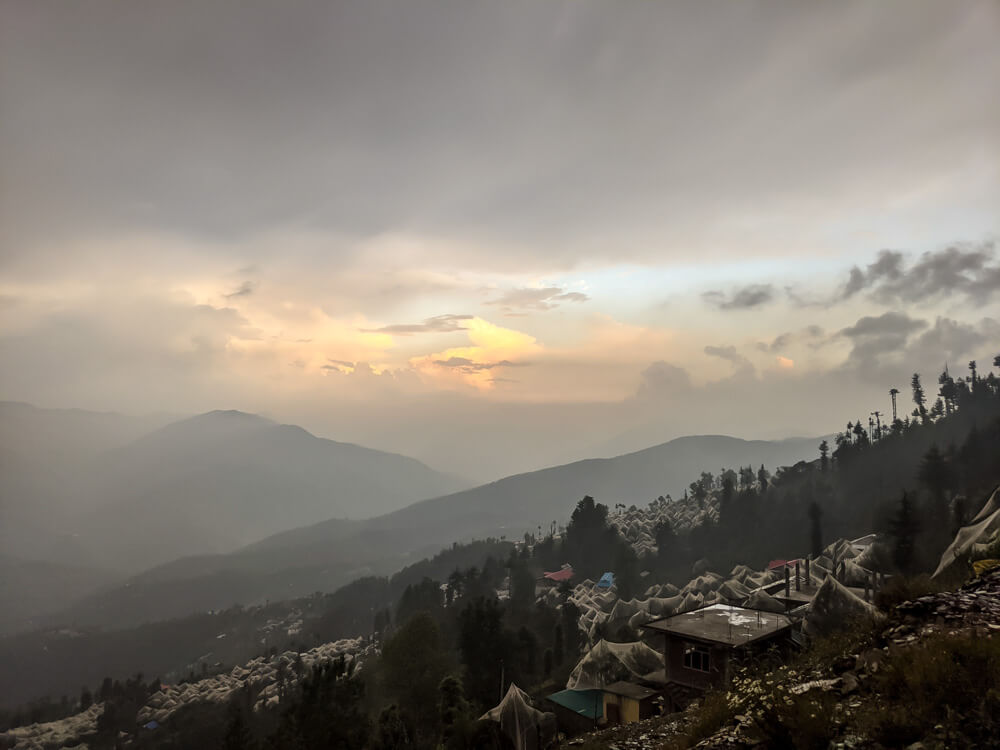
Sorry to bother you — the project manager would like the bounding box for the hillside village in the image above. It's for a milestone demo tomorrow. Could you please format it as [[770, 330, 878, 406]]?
[[4, 474, 999, 749], [1, 359, 999, 749], [3, 2, 998, 747]]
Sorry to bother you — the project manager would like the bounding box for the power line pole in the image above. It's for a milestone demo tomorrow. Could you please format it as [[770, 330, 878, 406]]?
[[871, 411, 882, 441]]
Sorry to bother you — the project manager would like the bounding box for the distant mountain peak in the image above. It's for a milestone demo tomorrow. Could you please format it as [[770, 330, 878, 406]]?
[[197, 409, 270, 422], [150, 409, 277, 434]]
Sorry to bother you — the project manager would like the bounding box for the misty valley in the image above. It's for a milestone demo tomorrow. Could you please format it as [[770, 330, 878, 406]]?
[[2, 1, 999, 748], [3, 363, 1000, 749]]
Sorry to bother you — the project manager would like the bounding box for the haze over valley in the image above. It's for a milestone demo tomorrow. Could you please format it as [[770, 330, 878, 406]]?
[[1, 400, 829, 633], [1, 1, 998, 748]]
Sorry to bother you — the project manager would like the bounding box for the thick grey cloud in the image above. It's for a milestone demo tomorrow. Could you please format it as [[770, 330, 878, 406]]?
[[322, 359, 356, 372], [837, 244, 999, 305], [839, 311, 927, 342], [485, 287, 589, 311], [224, 281, 257, 299], [840, 251, 905, 299], [432, 357, 530, 373], [756, 325, 825, 352], [906, 317, 999, 369], [703, 285, 775, 311], [838, 311, 928, 380], [1, 1, 997, 483], [0, 297, 258, 409], [836, 310, 998, 385], [704, 345, 756, 376], [362, 314, 472, 335], [635, 361, 693, 400], [1, 0, 996, 269]]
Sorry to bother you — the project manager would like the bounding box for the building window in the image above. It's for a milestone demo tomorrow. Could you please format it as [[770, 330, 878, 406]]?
[[683, 644, 710, 672]]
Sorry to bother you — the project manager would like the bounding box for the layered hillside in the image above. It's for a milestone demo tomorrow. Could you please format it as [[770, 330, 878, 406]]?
[[52, 434, 825, 629]]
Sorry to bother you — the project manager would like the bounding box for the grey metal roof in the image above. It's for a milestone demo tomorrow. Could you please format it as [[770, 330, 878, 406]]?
[[641, 603, 792, 647], [603, 681, 659, 701]]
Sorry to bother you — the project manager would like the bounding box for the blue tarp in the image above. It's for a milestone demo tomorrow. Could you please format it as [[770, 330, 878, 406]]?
[[597, 572, 615, 589], [144, 720, 160, 730], [546, 689, 604, 719]]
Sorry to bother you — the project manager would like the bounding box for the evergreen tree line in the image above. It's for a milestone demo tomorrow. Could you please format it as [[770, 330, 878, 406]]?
[[647, 357, 1000, 580], [216, 354, 1000, 750]]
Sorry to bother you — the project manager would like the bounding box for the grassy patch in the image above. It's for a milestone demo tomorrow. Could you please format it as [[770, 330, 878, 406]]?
[[859, 631, 1000, 746], [873, 573, 947, 612], [748, 691, 840, 750], [798, 615, 879, 672], [663, 691, 734, 750]]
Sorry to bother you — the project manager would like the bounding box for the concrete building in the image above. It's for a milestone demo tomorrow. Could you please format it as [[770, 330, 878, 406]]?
[[642, 603, 793, 712], [601, 681, 660, 724]]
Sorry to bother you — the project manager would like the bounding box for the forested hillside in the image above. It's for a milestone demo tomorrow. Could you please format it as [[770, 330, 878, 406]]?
[[5, 357, 998, 749], [48, 433, 826, 631]]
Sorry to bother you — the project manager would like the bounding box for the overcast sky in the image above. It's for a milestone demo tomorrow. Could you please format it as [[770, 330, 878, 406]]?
[[1, 0, 998, 481]]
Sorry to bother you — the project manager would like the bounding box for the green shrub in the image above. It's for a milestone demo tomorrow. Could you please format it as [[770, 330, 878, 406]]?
[[861, 632, 1000, 746], [800, 615, 878, 671], [873, 573, 946, 612], [666, 691, 734, 749], [749, 692, 839, 750]]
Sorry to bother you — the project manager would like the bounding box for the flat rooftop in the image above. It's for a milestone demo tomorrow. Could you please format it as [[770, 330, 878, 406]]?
[[604, 681, 659, 701], [642, 603, 792, 647]]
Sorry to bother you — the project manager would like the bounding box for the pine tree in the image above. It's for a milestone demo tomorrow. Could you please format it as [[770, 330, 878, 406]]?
[[888, 492, 920, 575], [911, 373, 928, 423], [222, 703, 254, 750], [808, 501, 823, 558], [757, 464, 770, 493], [938, 367, 957, 415], [438, 674, 470, 748], [719, 471, 736, 523], [553, 624, 564, 666], [919, 443, 955, 522]]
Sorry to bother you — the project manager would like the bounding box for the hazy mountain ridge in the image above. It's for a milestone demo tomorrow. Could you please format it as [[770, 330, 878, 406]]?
[[0, 555, 119, 636], [1, 405, 466, 569], [49, 433, 829, 630], [0, 402, 175, 564], [0, 404, 469, 626]]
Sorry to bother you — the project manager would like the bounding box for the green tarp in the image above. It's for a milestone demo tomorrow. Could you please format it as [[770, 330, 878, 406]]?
[[546, 689, 603, 719]]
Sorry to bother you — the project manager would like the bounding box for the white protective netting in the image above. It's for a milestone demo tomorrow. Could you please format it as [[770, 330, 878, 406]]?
[[934, 486, 1000, 579], [802, 575, 882, 637], [479, 683, 557, 750], [565, 639, 663, 690]]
